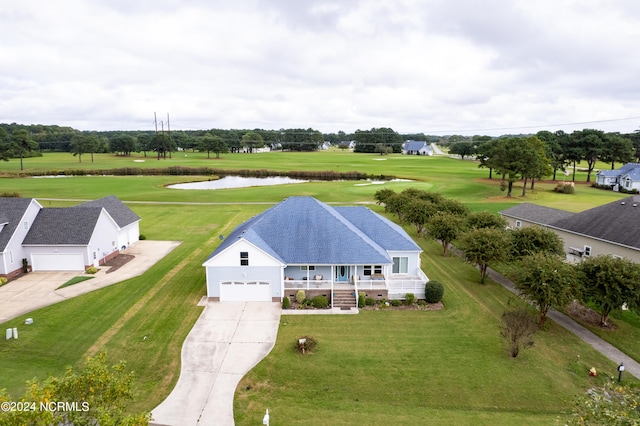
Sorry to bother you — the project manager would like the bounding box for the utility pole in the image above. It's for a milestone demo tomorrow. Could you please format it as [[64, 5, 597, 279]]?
[[160, 120, 166, 159], [167, 113, 172, 159], [154, 112, 160, 160]]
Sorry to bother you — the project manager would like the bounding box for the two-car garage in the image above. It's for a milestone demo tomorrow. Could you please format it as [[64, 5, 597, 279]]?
[[219, 281, 272, 302], [30, 253, 85, 272]]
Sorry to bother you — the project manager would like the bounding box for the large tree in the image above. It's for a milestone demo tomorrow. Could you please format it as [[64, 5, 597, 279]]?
[[510, 253, 580, 324], [241, 131, 265, 153], [11, 128, 39, 170], [353, 127, 403, 153], [448, 142, 475, 160], [459, 227, 511, 283], [571, 129, 606, 182], [110, 133, 138, 156], [579, 255, 640, 326], [600, 132, 634, 169], [486, 137, 548, 197]]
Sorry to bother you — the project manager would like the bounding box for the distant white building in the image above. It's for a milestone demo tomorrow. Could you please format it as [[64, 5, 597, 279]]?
[[402, 141, 433, 156]]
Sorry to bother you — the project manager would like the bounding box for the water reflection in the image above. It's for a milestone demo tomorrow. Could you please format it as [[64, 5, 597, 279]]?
[[167, 176, 308, 190]]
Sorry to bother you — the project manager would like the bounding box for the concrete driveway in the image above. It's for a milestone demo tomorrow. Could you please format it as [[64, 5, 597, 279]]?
[[151, 302, 281, 426], [0, 240, 180, 323]]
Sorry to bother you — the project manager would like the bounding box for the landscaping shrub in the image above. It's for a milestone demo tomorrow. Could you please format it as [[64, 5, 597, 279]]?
[[358, 292, 366, 308], [0, 192, 20, 198], [391, 299, 402, 307], [295, 336, 317, 354], [139, 234, 147, 240], [85, 266, 98, 274], [553, 182, 575, 194], [417, 300, 427, 307], [282, 296, 291, 309], [405, 293, 416, 306], [365, 297, 375, 306], [311, 295, 329, 309], [22, 258, 28, 273], [425, 281, 444, 303], [296, 290, 306, 304], [0, 277, 7, 286]]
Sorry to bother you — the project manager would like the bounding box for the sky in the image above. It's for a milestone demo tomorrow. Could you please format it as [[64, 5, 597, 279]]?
[[1, 0, 639, 136]]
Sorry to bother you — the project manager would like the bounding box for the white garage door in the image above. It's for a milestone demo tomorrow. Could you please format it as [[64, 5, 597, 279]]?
[[220, 281, 271, 302], [31, 253, 84, 271]]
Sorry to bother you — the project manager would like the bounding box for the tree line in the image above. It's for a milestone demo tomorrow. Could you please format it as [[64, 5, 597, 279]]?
[[449, 129, 640, 196], [376, 188, 640, 328]]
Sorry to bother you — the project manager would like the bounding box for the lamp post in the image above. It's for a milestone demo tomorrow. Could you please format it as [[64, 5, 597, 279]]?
[[618, 362, 625, 383]]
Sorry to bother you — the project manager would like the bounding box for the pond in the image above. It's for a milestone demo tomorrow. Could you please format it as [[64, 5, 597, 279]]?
[[167, 176, 309, 190]]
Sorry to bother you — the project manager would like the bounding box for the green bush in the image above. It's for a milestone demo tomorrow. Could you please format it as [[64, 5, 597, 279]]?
[[405, 293, 416, 305], [391, 299, 402, 307], [424, 281, 444, 303], [282, 296, 291, 309], [365, 297, 375, 306], [85, 266, 98, 275], [417, 300, 427, 307], [358, 292, 366, 308], [553, 182, 575, 194], [311, 295, 329, 309], [139, 234, 147, 240], [296, 290, 306, 304], [0, 277, 8, 286]]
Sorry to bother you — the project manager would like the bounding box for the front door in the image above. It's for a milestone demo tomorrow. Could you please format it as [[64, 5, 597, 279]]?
[[336, 265, 350, 282]]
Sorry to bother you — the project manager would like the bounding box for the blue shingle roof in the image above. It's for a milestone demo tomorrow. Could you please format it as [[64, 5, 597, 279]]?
[[206, 197, 420, 265]]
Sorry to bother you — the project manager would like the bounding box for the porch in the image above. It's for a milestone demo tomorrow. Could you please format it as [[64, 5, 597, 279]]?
[[282, 269, 428, 301]]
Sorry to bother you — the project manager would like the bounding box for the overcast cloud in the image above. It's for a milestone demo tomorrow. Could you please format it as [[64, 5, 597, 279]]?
[[1, 0, 639, 135]]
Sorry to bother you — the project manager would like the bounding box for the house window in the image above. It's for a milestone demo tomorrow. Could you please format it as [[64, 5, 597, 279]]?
[[363, 265, 383, 276], [515, 220, 522, 229], [23, 221, 29, 230], [93, 252, 96, 260], [584, 246, 592, 257], [8, 250, 14, 264], [240, 251, 249, 266], [300, 266, 315, 271], [392, 257, 408, 274]]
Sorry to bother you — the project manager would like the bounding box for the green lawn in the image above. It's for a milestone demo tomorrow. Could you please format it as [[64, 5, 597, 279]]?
[[0, 151, 636, 423]]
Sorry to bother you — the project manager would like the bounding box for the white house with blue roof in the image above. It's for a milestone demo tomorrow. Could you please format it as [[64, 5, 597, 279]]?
[[202, 197, 428, 306], [596, 163, 640, 191], [402, 141, 433, 156]]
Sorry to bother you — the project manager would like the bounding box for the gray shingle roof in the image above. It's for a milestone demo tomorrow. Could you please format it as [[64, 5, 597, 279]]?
[[551, 195, 640, 249], [206, 197, 419, 265], [404, 141, 432, 153], [500, 203, 575, 226], [23, 207, 103, 245], [597, 163, 640, 178], [74, 195, 139, 228], [0, 198, 35, 251], [501, 196, 640, 250]]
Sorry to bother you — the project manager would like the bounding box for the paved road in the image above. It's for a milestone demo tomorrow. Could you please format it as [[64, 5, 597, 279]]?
[[487, 268, 640, 379]]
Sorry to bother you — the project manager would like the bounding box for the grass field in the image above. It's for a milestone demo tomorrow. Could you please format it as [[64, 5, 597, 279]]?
[[0, 151, 635, 423]]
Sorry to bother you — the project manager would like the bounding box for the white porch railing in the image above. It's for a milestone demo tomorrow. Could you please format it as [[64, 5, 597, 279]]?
[[283, 280, 333, 290]]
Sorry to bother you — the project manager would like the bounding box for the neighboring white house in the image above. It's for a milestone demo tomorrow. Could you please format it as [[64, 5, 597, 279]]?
[[500, 196, 640, 264], [0, 196, 140, 279], [596, 163, 640, 190], [203, 196, 428, 306], [402, 141, 433, 156]]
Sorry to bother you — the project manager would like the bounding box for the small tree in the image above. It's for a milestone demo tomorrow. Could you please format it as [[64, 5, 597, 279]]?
[[466, 210, 507, 230], [510, 253, 580, 325], [500, 303, 537, 358], [579, 255, 640, 326], [460, 228, 511, 283], [565, 381, 640, 425], [510, 226, 564, 259], [0, 352, 150, 425], [425, 211, 466, 256]]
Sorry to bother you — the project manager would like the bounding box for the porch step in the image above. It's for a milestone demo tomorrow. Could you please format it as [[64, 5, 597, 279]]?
[[332, 290, 356, 308]]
